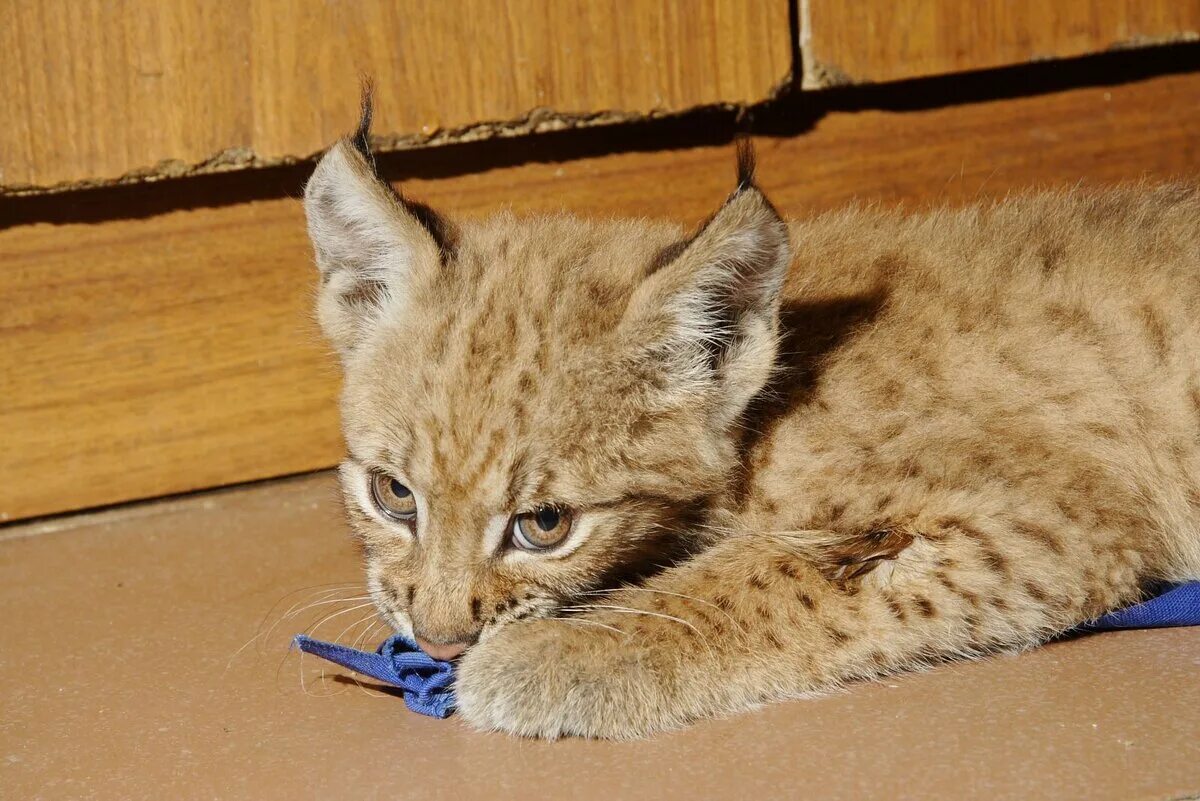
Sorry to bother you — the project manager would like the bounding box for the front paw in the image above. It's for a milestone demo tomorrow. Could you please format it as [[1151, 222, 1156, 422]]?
[[454, 617, 677, 739]]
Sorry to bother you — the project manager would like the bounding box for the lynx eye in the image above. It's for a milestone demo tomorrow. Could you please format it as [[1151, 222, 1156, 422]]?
[[369, 472, 417, 521], [511, 506, 574, 551]]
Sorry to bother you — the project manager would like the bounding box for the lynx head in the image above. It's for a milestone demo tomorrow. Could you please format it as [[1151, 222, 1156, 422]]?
[[303, 97, 791, 660]]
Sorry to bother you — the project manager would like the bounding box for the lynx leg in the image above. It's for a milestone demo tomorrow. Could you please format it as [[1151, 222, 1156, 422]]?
[[456, 513, 1152, 739]]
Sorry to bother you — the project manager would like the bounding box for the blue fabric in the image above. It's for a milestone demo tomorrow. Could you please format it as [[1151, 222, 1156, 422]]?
[[1076, 582, 1200, 631], [294, 582, 1200, 720], [293, 633, 456, 718]]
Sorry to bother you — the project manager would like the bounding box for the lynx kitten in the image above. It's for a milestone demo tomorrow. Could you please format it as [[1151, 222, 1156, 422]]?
[[303, 100, 1200, 738]]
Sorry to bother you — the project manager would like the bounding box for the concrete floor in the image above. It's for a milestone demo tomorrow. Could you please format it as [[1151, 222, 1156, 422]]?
[[3, 473, 1198, 800]]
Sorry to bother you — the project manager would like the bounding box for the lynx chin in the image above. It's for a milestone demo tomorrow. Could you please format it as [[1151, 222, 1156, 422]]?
[[303, 97, 1200, 739]]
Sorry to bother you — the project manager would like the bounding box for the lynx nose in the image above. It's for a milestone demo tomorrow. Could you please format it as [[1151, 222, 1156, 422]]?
[[413, 636, 470, 661]]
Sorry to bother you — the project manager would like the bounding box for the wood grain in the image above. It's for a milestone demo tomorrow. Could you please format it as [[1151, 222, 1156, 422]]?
[[0, 0, 791, 191], [5, 70, 1200, 521], [803, 0, 1200, 87]]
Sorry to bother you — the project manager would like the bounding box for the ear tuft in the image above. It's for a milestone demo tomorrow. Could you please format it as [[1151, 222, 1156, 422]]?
[[350, 79, 375, 163], [735, 139, 757, 192]]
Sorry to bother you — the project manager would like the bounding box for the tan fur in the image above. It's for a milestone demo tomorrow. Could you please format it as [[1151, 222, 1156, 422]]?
[[304, 117, 1200, 738]]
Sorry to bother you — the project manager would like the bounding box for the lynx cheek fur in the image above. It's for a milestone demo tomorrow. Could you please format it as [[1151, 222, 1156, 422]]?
[[303, 101, 1200, 739]]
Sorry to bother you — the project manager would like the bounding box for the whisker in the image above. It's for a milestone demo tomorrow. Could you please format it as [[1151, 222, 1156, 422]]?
[[283, 594, 374, 622], [559, 604, 705, 637], [552, 617, 627, 637], [273, 599, 376, 698], [345, 616, 392, 699], [354, 619, 388, 652], [332, 609, 381, 648], [561, 604, 718, 657], [298, 649, 331, 698], [261, 583, 366, 637], [578, 587, 746, 633], [228, 587, 370, 670], [260, 591, 372, 642], [302, 601, 379, 641], [257, 582, 363, 629]]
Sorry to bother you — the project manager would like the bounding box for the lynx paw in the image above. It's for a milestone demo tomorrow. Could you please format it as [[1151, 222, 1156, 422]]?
[[454, 617, 680, 739]]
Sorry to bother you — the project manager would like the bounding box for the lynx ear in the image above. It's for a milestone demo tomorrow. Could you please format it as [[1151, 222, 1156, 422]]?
[[303, 97, 456, 356], [624, 143, 791, 427]]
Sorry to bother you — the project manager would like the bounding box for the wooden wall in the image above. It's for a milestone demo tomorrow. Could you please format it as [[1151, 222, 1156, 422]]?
[[6, 1, 1199, 193], [803, 1, 1200, 86], [0, 0, 791, 190]]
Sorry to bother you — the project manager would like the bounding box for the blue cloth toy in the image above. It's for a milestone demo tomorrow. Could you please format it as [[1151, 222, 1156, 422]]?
[[1078, 581, 1200, 630], [295, 581, 1200, 719], [294, 633, 455, 718]]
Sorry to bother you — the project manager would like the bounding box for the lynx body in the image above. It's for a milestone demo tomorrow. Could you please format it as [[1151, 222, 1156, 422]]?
[[304, 105, 1200, 738]]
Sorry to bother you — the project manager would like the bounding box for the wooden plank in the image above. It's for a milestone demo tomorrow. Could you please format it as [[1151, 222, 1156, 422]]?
[[803, 0, 1200, 87], [0, 0, 791, 192], [4, 69, 1200, 521]]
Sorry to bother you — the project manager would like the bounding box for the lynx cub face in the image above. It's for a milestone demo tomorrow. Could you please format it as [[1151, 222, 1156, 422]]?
[[304, 121, 788, 658]]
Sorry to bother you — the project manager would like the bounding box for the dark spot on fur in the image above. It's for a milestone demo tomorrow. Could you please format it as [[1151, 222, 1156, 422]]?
[[825, 625, 851, 645], [1139, 303, 1170, 363], [914, 596, 936, 618], [1014, 520, 1067, 555], [979, 544, 1011, 576], [954, 521, 986, 541], [880, 419, 907, 441], [1023, 580, 1050, 603], [1187, 380, 1200, 419], [584, 280, 612, 305], [1037, 241, 1066, 275], [688, 603, 721, 631], [470, 597, 482, 622], [883, 594, 907, 621], [1046, 302, 1104, 343], [935, 570, 981, 607], [1055, 496, 1083, 523], [775, 557, 804, 579], [1084, 422, 1122, 441]]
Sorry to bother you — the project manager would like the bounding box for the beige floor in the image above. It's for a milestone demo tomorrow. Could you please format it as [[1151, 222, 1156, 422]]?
[[2, 473, 1198, 801]]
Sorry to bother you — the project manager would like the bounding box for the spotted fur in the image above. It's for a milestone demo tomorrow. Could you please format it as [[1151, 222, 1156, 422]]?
[[303, 104, 1200, 739]]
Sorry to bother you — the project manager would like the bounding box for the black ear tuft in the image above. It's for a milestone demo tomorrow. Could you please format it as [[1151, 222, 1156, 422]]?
[[339, 81, 458, 260], [351, 79, 375, 161], [735, 138, 757, 191]]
